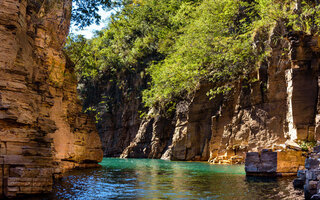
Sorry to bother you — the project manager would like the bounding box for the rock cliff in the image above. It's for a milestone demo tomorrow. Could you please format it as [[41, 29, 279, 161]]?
[[96, 71, 147, 157], [100, 21, 320, 163], [0, 0, 103, 198]]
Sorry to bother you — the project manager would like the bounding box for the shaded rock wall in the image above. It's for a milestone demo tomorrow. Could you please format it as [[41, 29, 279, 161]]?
[[102, 22, 320, 162], [85, 52, 149, 157], [120, 113, 175, 159], [98, 79, 144, 157], [0, 0, 103, 198], [120, 84, 223, 161]]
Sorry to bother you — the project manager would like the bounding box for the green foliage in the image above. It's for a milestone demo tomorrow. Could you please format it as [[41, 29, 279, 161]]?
[[65, 35, 99, 79], [72, 0, 121, 28], [143, 0, 257, 107], [67, 0, 320, 117], [67, 0, 191, 118], [254, 0, 320, 34], [297, 140, 317, 152]]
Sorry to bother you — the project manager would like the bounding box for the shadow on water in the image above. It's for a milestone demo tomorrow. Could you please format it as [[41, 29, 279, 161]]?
[[246, 176, 278, 182], [20, 158, 304, 200], [244, 176, 304, 200]]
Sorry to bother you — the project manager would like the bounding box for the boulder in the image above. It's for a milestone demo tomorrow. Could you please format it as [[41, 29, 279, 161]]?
[[245, 150, 305, 176]]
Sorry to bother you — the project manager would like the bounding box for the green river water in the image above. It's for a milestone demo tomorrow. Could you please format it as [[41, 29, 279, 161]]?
[[31, 158, 303, 199]]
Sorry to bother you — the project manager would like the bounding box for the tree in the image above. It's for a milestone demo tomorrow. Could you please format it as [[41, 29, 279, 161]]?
[[68, 0, 320, 115], [72, 0, 122, 28]]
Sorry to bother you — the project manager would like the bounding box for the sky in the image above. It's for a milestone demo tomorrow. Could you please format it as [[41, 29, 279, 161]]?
[[69, 8, 115, 39]]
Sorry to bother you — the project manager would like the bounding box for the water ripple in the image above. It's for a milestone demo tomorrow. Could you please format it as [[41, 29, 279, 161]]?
[[27, 158, 305, 199]]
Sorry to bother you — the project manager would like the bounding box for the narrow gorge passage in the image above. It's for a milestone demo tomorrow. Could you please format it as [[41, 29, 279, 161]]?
[[2, 0, 320, 199]]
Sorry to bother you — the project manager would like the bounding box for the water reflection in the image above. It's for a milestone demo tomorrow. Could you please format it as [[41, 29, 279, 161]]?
[[48, 158, 303, 199]]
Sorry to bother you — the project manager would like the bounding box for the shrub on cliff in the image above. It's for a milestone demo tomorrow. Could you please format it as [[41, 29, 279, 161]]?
[[67, 0, 320, 117], [66, 0, 193, 119], [142, 0, 258, 107]]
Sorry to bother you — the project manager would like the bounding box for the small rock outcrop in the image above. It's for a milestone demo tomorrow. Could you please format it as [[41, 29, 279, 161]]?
[[245, 149, 305, 176], [0, 0, 103, 198], [293, 146, 320, 199]]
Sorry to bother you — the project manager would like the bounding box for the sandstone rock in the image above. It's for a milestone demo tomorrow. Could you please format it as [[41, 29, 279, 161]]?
[[245, 150, 305, 176], [0, 0, 103, 198], [120, 88, 220, 161], [306, 158, 320, 170], [245, 152, 260, 172], [92, 0, 320, 183], [293, 147, 320, 200], [277, 151, 305, 174], [245, 151, 277, 175], [285, 140, 302, 151]]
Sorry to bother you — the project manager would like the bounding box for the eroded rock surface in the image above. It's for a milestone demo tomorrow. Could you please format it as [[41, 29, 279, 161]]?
[[245, 149, 305, 176], [103, 22, 320, 164], [0, 0, 103, 198]]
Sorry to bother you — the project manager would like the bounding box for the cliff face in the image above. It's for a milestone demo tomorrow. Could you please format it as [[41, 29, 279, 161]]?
[[96, 72, 146, 157], [0, 0, 103, 198], [101, 22, 320, 162], [120, 84, 221, 161], [209, 24, 320, 162]]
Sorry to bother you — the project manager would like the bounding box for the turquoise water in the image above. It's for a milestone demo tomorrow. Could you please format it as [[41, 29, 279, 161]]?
[[48, 158, 303, 199]]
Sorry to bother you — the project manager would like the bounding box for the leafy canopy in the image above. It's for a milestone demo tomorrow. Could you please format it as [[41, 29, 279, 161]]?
[[72, 0, 121, 28], [67, 0, 320, 116]]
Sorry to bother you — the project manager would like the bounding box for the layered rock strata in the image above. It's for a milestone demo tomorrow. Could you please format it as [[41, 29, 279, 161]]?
[[245, 149, 305, 176], [97, 73, 146, 157], [120, 83, 219, 161], [102, 22, 320, 163], [0, 0, 103, 198]]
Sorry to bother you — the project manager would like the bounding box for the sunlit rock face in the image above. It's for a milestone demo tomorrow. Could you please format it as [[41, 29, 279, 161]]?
[[0, 0, 103, 198], [116, 22, 320, 163], [208, 25, 320, 163]]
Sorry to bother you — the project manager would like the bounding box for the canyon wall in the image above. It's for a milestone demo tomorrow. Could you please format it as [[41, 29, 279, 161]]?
[[101, 22, 320, 162], [97, 71, 146, 157], [0, 0, 103, 198]]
